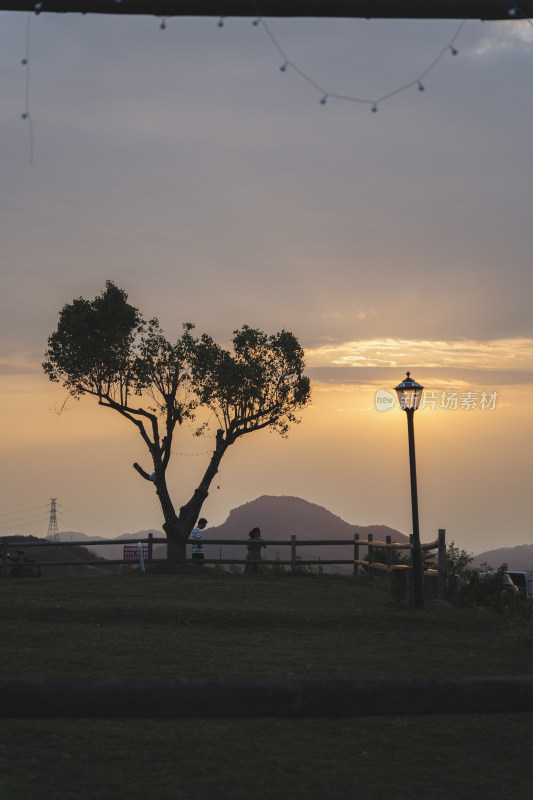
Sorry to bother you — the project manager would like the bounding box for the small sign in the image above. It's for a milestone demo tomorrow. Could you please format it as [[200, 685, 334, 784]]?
[[124, 545, 148, 562]]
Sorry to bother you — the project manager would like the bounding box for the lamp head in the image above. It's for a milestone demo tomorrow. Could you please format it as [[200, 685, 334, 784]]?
[[394, 371, 424, 411]]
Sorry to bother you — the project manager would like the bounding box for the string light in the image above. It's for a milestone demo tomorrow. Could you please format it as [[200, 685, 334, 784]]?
[[21, 11, 34, 165], [14, 7, 533, 162], [220, 11, 469, 111], [172, 449, 213, 457], [507, 3, 533, 23]]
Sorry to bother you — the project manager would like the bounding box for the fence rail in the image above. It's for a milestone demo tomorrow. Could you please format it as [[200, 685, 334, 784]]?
[[1, 530, 447, 600], [1, 676, 532, 719]]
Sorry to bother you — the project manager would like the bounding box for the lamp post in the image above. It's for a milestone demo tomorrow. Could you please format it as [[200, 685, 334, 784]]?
[[394, 371, 425, 609]]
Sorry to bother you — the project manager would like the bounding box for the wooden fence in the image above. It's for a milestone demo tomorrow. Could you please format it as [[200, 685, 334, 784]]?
[[0, 531, 446, 570], [1, 529, 447, 599]]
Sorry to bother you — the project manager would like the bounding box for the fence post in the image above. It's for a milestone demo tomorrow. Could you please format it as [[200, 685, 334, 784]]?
[[353, 534, 359, 578], [408, 534, 415, 604], [367, 534, 374, 578], [386, 535, 392, 569], [437, 529, 446, 603], [291, 535, 297, 576], [148, 533, 153, 565], [1, 538, 9, 579]]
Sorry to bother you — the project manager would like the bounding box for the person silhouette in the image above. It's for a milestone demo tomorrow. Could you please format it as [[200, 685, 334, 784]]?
[[244, 527, 266, 576], [190, 518, 207, 564]]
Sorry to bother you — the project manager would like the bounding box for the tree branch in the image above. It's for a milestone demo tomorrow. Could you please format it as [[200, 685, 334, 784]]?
[[133, 462, 153, 481]]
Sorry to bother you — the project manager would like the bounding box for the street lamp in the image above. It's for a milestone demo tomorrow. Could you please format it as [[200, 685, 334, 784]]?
[[394, 371, 425, 608]]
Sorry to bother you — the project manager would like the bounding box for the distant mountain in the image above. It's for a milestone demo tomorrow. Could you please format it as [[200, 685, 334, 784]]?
[[205, 495, 409, 569], [207, 495, 408, 545], [59, 497, 408, 567], [57, 530, 162, 561], [5, 539, 115, 577], [471, 544, 533, 572]]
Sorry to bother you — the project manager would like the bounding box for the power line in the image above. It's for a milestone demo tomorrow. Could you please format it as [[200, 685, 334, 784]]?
[[0, 518, 49, 536], [0, 504, 49, 519], [55, 503, 129, 538], [0, 504, 49, 537]]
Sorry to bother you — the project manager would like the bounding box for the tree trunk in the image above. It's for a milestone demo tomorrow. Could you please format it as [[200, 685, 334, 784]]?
[[152, 478, 188, 565], [169, 431, 229, 564], [142, 430, 230, 565], [164, 522, 187, 564]]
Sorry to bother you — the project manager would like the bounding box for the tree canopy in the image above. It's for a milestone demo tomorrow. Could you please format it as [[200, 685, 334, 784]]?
[[43, 281, 311, 561], [190, 324, 311, 442]]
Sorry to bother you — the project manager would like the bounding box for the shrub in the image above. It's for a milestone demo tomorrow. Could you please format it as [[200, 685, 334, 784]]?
[[455, 563, 533, 624]]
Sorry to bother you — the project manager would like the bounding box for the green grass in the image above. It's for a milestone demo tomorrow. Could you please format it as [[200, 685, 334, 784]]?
[[1, 570, 533, 799]]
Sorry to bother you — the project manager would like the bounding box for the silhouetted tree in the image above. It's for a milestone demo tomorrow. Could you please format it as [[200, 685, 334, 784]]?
[[43, 282, 311, 562]]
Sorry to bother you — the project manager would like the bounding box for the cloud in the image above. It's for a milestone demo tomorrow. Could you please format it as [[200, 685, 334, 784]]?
[[306, 337, 533, 371], [0, 352, 42, 376], [305, 338, 533, 395], [474, 20, 533, 55]]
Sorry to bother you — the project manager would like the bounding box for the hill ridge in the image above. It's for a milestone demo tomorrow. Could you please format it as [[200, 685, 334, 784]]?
[[207, 495, 409, 544], [470, 543, 533, 571]]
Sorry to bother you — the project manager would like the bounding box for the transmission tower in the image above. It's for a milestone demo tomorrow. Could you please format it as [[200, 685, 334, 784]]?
[[46, 498, 59, 542]]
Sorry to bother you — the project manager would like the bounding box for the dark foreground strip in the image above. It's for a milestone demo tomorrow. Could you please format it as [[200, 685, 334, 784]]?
[[0, 0, 525, 21], [1, 677, 533, 718]]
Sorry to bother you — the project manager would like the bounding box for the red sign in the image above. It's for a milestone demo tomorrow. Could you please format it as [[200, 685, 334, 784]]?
[[123, 545, 149, 562]]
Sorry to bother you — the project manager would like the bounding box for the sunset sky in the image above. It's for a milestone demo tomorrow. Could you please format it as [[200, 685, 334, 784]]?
[[1, 11, 532, 556]]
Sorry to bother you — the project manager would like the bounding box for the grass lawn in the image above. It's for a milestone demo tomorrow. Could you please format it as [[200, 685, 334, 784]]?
[[1, 569, 533, 799]]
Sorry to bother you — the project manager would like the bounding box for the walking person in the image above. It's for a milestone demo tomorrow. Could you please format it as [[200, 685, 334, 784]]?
[[244, 527, 266, 576], [190, 518, 207, 564]]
